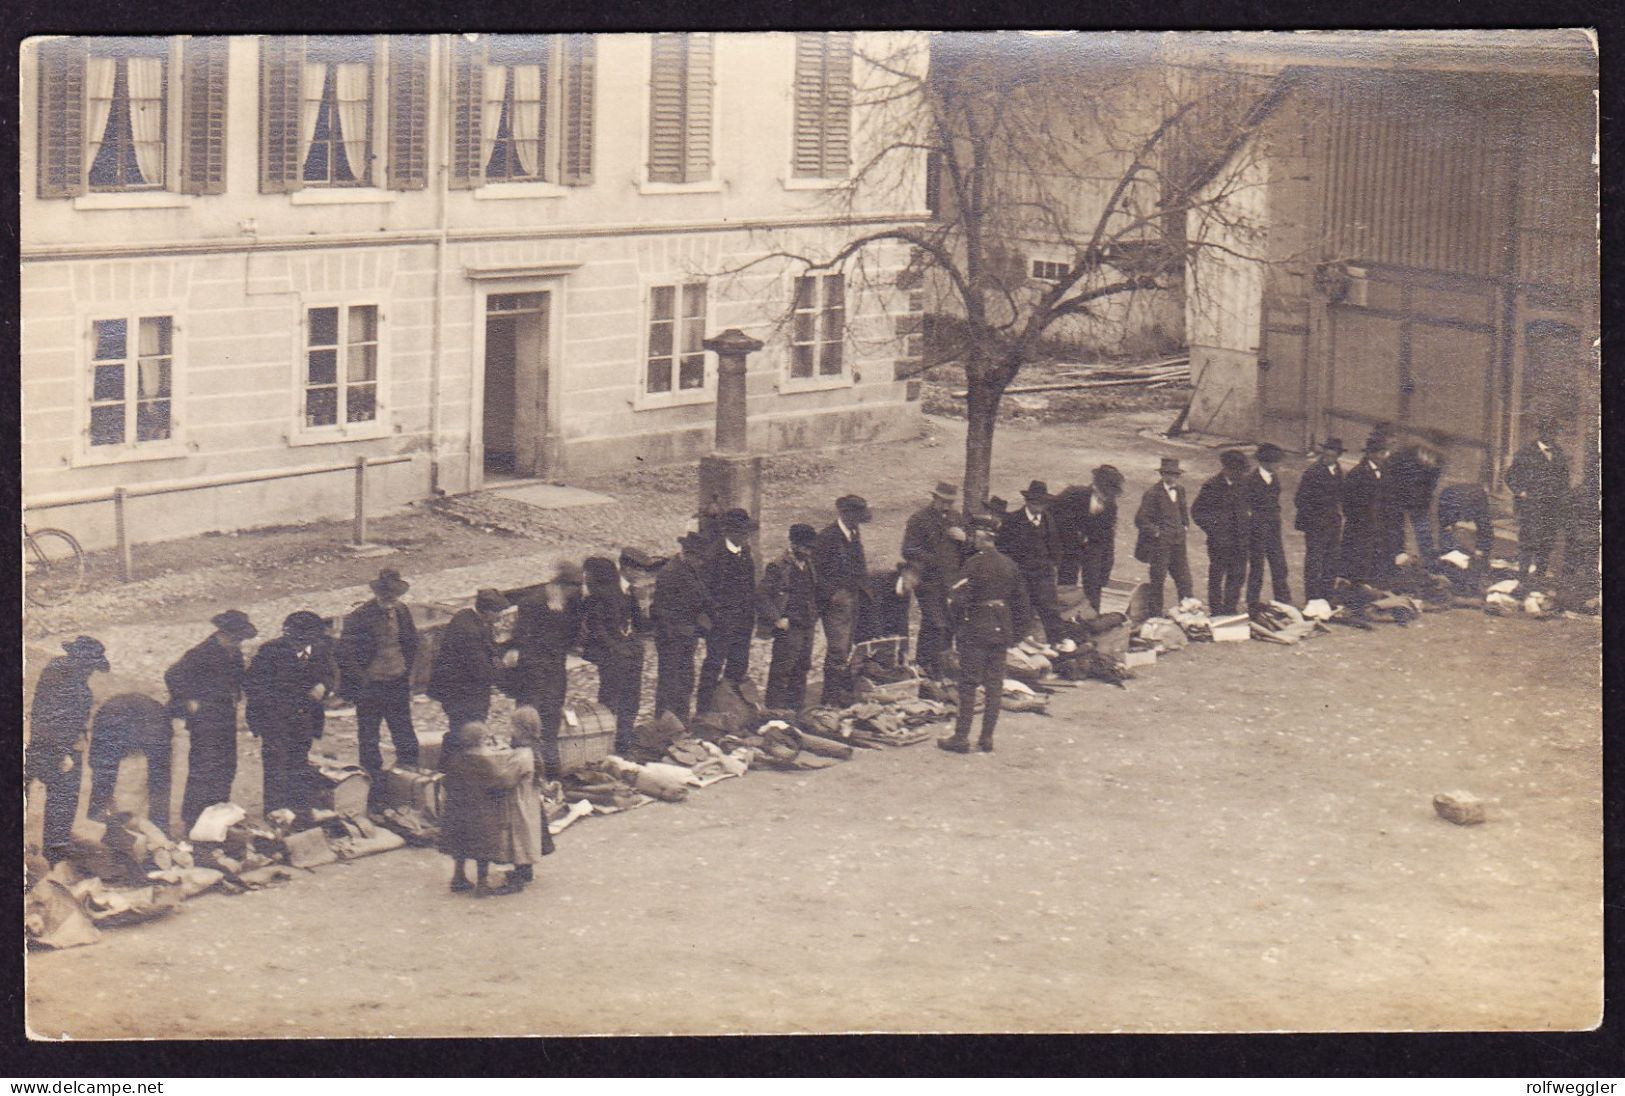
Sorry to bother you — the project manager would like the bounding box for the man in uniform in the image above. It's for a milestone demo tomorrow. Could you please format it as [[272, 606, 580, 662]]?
[[337, 569, 421, 779], [757, 523, 820, 711], [167, 609, 256, 832], [1504, 419, 1572, 586], [1133, 458, 1194, 618], [901, 481, 967, 680], [651, 530, 714, 723], [997, 480, 1063, 641], [696, 508, 757, 714], [1293, 437, 1345, 602], [813, 494, 872, 707], [1244, 444, 1293, 607], [428, 588, 514, 755], [29, 636, 110, 862], [939, 514, 1033, 755], [1191, 450, 1253, 614]]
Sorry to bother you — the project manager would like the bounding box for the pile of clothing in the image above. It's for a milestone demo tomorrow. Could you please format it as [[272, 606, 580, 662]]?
[[1168, 598, 1214, 642], [1248, 601, 1324, 645]]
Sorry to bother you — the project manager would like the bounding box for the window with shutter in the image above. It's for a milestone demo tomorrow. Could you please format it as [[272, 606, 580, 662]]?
[[792, 31, 853, 179], [37, 39, 87, 198], [559, 34, 596, 185], [181, 36, 228, 195], [387, 36, 429, 190], [449, 36, 484, 189], [300, 36, 376, 186], [258, 35, 304, 193], [647, 33, 713, 184]]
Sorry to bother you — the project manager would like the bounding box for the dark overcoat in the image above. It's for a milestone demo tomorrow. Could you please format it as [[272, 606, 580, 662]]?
[[427, 608, 499, 711], [1292, 462, 1344, 535], [1132, 482, 1189, 563], [1191, 473, 1252, 554], [336, 600, 419, 695], [996, 508, 1061, 576], [812, 522, 868, 607]]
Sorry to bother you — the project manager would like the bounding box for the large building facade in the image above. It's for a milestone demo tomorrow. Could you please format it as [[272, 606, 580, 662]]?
[[22, 33, 928, 549]]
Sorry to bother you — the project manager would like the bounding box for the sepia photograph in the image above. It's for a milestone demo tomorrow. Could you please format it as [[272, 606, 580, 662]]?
[[18, 27, 1602, 1040]]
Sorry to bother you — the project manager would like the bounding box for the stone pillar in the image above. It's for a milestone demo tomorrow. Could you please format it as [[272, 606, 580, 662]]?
[[698, 329, 764, 552]]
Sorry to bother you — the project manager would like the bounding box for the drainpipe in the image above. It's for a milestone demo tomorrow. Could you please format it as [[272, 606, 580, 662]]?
[[426, 34, 451, 496]]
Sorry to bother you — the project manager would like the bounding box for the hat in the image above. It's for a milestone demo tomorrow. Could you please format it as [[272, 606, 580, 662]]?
[[552, 560, 585, 584], [583, 557, 619, 588], [1363, 431, 1388, 453], [61, 635, 109, 672], [1219, 450, 1249, 472], [835, 494, 872, 523], [370, 569, 410, 598], [721, 507, 758, 537], [986, 495, 1009, 515], [1020, 479, 1052, 503], [619, 547, 657, 571], [1255, 443, 1285, 464], [1319, 437, 1346, 454], [1091, 464, 1125, 494], [970, 512, 1002, 533], [1158, 457, 1183, 476], [677, 530, 708, 552], [789, 522, 818, 547], [930, 480, 959, 501], [474, 588, 511, 614], [282, 611, 328, 641], [211, 609, 258, 640]]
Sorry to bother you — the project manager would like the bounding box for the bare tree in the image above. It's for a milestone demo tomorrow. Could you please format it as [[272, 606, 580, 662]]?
[[743, 32, 1295, 506]]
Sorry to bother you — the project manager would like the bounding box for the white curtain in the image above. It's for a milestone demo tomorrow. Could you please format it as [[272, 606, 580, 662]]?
[[299, 62, 326, 172], [335, 62, 371, 181], [85, 57, 117, 174], [126, 56, 165, 185], [510, 64, 542, 177], [136, 318, 168, 398], [481, 65, 506, 173]]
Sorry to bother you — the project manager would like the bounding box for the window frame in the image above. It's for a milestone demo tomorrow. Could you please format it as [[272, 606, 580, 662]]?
[[451, 33, 596, 193], [481, 36, 562, 186], [635, 277, 715, 411], [298, 35, 382, 189], [290, 296, 392, 445], [84, 39, 172, 193], [73, 303, 188, 467], [780, 270, 853, 393]]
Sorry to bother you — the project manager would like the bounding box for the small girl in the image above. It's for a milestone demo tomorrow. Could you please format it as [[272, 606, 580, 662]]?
[[438, 721, 537, 897]]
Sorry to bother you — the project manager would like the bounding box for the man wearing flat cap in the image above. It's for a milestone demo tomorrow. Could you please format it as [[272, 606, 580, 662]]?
[[29, 635, 110, 862], [1133, 458, 1194, 618], [1191, 451, 1254, 614], [902, 480, 969, 679], [428, 588, 514, 763], [940, 514, 1032, 755], [696, 508, 758, 714], [338, 569, 421, 785], [1052, 465, 1124, 612], [1294, 438, 1346, 602], [246, 611, 339, 817], [1245, 444, 1293, 606], [652, 529, 716, 723], [813, 494, 872, 706], [757, 523, 821, 710], [996, 480, 1064, 642], [167, 609, 256, 831]]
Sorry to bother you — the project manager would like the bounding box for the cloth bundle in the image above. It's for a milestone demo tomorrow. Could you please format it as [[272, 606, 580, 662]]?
[[1249, 601, 1320, 645], [1169, 598, 1213, 641], [1137, 618, 1189, 652]]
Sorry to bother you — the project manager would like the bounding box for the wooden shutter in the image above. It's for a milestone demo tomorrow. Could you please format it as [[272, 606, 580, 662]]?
[[449, 35, 483, 189], [682, 34, 713, 183], [387, 35, 430, 190], [822, 32, 853, 177], [559, 34, 595, 185], [792, 31, 852, 179], [647, 33, 687, 182], [36, 38, 87, 199], [181, 36, 229, 195], [258, 35, 304, 193]]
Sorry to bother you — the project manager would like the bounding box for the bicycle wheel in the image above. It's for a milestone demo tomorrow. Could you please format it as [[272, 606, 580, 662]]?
[[25, 527, 85, 607]]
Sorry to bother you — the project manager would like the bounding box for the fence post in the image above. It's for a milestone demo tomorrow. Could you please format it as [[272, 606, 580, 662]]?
[[113, 487, 132, 583], [353, 457, 368, 546]]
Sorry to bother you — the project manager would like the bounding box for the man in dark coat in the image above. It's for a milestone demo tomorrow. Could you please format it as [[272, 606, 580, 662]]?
[[29, 636, 109, 862], [1191, 450, 1253, 613], [1244, 444, 1293, 607], [812, 494, 872, 707], [651, 531, 714, 723], [427, 588, 513, 752], [1052, 465, 1123, 612], [1386, 443, 1445, 563], [515, 561, 585, 782], [1294, 437, 1346, 602], [696, 508, 758, 714], [87, 691, 173, 835], [1504, 420, 1572, 585], [997, 480, 1064, 641], [167, 610, 256, 832], [1436, 482, 1495, 564], [859, 561, 921, 647], [757, 523, 820, 711], [337, 569, 421, 777], [245, 611, 336, 818], [901, 481, 968, 679], [1133, 458, 1193, 617], [939, 514, 1033, 755], [581, 557, 646, 757], [1339, 432, 1393, 585]]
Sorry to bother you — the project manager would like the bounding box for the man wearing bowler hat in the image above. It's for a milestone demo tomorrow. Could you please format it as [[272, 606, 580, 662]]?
[[813, 494, 872, 706], [697, 507, 758, 714], [29, 635, 110, 862], [1191, 450, 1254, 614], [167, 609, 257, 832], [757, 522, 822, 710], [1245, 444, 1293, 606], [902, 480, 969, 679], [1294, 437, 1346, 602], [338, 569, 421, 783], [652, 528, 715, 723], [940, 513, 1032, 755], [1133, 458, 1194, 617], [245, 611, 338, 818], [1052, 465, 1124, 611], [428, 587, 514, 759], [997, 480, 1064, 641], [1340, 430, 1394, 584]]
